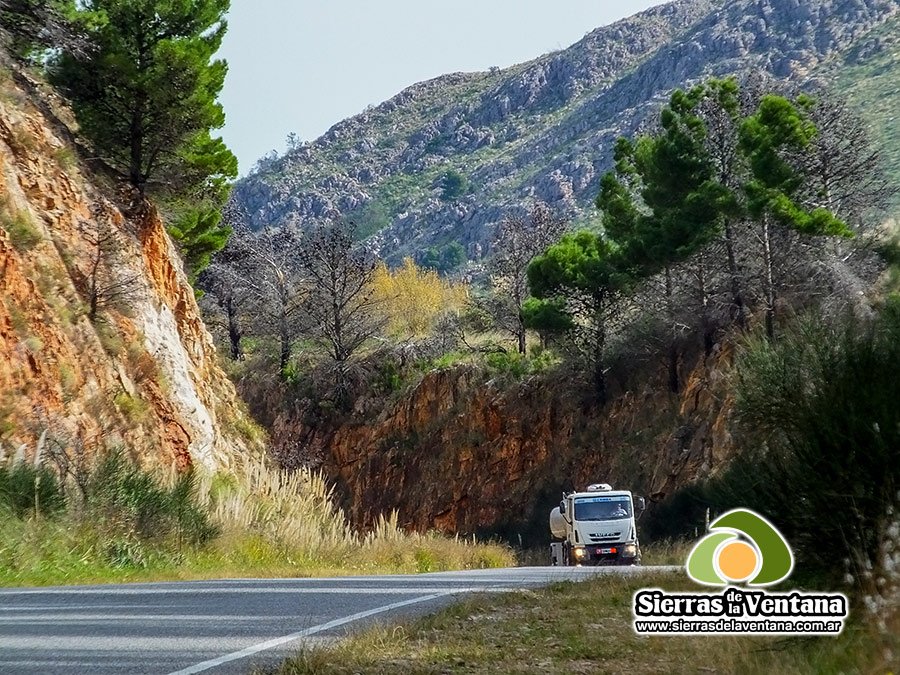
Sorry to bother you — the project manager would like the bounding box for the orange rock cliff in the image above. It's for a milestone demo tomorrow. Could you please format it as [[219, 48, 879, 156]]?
[[271, 346, 736, 540], [0, 68, 259, 472]]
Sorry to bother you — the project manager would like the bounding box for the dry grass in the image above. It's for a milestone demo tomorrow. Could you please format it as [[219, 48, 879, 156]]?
[[265, 573, 896, 675], [0, 450, 514, 587], [203, 456, 514, 575], [640, 539, 693, 566]]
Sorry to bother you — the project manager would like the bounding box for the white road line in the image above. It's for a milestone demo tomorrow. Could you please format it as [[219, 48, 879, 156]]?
[[165, 593, 448, 675], [0, 586, 518, 598]]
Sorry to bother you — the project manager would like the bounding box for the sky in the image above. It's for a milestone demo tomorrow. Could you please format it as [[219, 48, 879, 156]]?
[[217, 1, 667, 174]]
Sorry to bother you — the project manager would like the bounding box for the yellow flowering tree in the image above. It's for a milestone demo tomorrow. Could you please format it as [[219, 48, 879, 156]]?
[[372, 258, 468, 338]]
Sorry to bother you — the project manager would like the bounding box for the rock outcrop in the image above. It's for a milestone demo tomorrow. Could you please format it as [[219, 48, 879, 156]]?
[[272, 345, 736, 540], [0, 67, 258, 471]]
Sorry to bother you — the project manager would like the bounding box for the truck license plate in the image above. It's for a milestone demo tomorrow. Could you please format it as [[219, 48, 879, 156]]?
[[599, 547, 613, 554]]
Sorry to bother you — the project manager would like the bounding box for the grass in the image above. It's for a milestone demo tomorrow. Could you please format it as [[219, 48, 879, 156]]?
[[0, 201, 42, 252], [0, 453, 514, 588], [639, 539, 693, 567], [53, 146, 77, 173], [264, 573, 897, 675], [112, 391, 151, 425], [94, 319, 124, 357]]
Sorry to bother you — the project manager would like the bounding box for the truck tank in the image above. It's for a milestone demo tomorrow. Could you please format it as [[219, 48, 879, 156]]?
[[549, 507, 567, 540]]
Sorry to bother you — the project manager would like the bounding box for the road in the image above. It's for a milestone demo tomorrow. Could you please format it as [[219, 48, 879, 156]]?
[[0, 566, 677, 674]]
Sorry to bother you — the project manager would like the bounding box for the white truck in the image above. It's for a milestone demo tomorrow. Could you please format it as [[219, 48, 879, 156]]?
[[549, 483, 645, 566]]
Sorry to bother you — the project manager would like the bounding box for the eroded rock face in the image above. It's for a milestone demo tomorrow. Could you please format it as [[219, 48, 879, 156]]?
[[0, 70, 257, 471], [230, 0, 899, 265], [272, 347, 735, 539]]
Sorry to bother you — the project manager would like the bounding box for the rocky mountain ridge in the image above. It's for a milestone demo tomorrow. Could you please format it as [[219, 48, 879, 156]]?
[[231, 0, 900, 266]]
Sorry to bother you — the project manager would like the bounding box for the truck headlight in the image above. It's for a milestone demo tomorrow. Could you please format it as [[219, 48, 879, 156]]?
[[623, 543, 638, 558], [573, 546, 587, 559]]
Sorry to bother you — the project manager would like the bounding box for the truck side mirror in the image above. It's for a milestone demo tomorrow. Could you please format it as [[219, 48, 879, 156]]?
[[559, 500, 566, 515], [636, 496, 646, 512]]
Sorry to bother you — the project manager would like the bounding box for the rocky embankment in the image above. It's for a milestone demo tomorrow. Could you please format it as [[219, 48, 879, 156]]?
[[271, 345, 735, 540], [0, 68, 258, 471]]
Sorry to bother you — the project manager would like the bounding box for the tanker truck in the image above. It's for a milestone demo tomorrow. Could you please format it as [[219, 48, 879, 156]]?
[[549, 483, 645, 566]]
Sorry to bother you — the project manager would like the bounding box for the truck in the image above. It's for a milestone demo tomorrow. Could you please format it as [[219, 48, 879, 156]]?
[[549, 483, 645, 566]]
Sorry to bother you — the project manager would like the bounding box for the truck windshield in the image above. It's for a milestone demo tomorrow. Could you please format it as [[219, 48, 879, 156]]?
[[574, 496, 631, 521]]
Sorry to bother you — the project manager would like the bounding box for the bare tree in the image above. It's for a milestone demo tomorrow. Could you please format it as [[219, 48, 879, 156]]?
[[749, 91, 893, 338], [238, 226, 306, 372], [693, 78, 770, 330], [78, 211, 140, 322], [791, 94, 895, 230], [198, 258, 249, 361], [299, 221, 384, 405], [490, 202, 566, 353]]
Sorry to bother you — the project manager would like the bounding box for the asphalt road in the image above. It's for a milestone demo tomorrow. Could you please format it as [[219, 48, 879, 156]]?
[[0, 566, 678, 674]]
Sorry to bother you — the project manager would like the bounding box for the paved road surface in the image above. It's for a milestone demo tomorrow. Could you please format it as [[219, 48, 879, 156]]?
[[0, 566, 678, 674]]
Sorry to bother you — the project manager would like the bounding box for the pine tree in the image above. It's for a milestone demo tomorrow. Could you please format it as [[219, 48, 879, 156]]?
[[527, 231, 632, 405], [50, 0, 236, 200], [48, 0, 238, 279]]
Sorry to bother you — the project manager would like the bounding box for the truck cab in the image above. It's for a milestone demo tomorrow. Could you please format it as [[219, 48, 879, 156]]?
[[549, 483, 644, 566]]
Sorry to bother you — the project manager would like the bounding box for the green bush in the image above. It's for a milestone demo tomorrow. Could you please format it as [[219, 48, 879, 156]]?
[[0, 464, 65, 518], [87, 453, 217, 545], [485, 349, 559, 380], [485, 351, 529, 378], [438, 169, 469, 202], [704, 303, 900, 590], [421, 241, 467, 273], [3, 210, 42, 251]]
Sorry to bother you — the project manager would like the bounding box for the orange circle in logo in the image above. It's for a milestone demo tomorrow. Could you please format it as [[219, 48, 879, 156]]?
[[717, 541, 758, 582]]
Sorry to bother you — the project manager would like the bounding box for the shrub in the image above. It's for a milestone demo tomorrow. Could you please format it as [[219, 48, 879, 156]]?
[[485, 351, 528, 378], [706, 303, 900, 591], [372, 258, 469, 338], [437, 169, 469, 202], [485, 349, 559, 380], [95, 320, 124, 356], [2, 210, 42, 251], [113, 392, 151, 424], [0, 464, 65, 518], [87, 453, 217, 545]]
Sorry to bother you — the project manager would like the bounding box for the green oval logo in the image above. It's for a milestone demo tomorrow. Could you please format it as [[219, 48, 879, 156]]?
[[686, 509, 794, 587]]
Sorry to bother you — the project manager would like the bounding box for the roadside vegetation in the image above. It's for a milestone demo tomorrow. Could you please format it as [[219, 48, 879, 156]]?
[[212, 75, 900, 672], [264, 572, 897, 674], [0, 452, 513, 587]]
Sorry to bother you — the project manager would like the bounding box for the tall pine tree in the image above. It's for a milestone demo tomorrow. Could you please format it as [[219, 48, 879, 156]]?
[[49, 0, 237, 277]]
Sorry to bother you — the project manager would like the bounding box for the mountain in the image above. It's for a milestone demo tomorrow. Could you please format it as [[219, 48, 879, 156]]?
[[0, 61, 260, 471], [230, 0, 900, 268]]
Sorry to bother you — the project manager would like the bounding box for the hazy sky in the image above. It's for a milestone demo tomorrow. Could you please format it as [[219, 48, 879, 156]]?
[[218, 1, 667, 174]]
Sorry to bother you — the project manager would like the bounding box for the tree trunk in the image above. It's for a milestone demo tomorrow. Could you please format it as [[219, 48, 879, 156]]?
[[226, 296, 243, 361], [592, 306, 607, 406], [88, 245, 101, 322], [665, 266, 679, 393], [762, 216, 776, 341], [129, 108, 144, 192], [279, 311, 290, 372], [697, 253, 714, 356], [516, 313, 526, 354], [723, 218, 746, 329]]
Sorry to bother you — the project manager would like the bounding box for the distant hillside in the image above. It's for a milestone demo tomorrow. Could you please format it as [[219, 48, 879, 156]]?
[[231, 0, 900, 267], [830, 13, 900, 193]]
